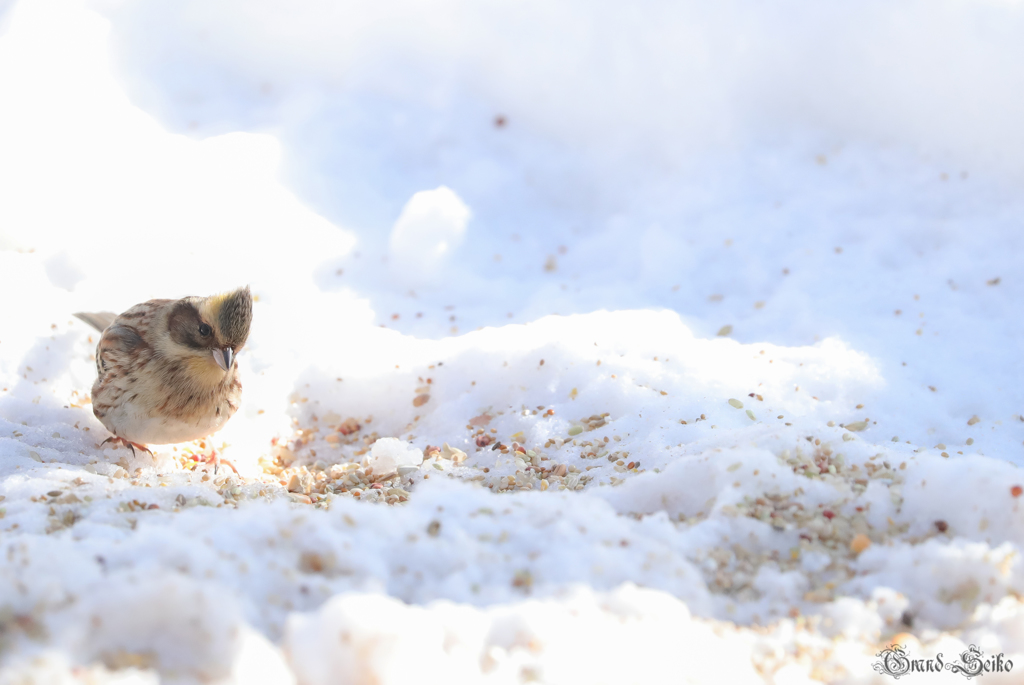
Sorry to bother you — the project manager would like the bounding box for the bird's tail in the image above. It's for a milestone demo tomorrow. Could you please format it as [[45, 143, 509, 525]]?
[[74, 311, 118, 333]]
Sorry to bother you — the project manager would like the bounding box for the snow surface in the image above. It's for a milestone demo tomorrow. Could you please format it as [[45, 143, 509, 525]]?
[[1, 0, 1024, 683]]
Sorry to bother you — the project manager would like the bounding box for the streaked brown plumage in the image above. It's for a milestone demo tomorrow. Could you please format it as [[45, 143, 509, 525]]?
[[75, 287, 252, 455]]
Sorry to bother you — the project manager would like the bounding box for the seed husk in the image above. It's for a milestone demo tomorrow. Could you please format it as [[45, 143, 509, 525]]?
[[441, 443, 467, 463]]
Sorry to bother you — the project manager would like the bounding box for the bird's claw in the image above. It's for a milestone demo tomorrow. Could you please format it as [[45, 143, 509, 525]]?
[[100, 436, 153, 457], [191, 449, 238, 475]]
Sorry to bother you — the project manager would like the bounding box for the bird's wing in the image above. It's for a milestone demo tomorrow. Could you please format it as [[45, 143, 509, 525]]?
[[95, 323, 145, 374], [74, 311, 119, 333]]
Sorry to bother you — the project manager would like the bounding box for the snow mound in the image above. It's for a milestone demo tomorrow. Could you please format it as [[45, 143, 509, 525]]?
[[389, 186, 471, 282]]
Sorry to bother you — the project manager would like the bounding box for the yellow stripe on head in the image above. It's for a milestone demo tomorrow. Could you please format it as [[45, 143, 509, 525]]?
[[203, 292, 231, 318], [205, 286, 253, 347]]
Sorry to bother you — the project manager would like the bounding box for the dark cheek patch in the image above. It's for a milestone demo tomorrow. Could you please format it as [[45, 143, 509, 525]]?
[[168, 302, 213, 351]]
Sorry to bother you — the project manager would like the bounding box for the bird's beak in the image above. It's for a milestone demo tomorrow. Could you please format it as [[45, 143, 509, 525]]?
[[213, 347, 234, 372]]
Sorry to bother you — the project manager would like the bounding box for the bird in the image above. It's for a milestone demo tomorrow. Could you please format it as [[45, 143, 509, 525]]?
[[74, 287, 253, 464]]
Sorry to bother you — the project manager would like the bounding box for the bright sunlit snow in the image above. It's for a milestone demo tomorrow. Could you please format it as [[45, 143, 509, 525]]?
[[1, 0, 1024, 683]]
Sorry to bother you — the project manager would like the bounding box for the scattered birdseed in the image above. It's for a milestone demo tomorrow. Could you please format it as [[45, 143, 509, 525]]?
[[440, 443, 467, 462], [512, 569, 533, 591], [849, 534, 871, 555], [728, 399, 743, 409]]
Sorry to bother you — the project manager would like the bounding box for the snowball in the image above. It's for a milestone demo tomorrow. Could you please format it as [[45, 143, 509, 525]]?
[[369, 438, 423, 474], [388, 186, 471, 281], [44, 250, 85, 291]]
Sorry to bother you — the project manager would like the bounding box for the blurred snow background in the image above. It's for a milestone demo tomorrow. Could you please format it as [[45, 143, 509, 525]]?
[[1, 0, 1024, 682]]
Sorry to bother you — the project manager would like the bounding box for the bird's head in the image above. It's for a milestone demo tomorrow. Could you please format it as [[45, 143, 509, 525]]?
[[168, 286, 253, 377]]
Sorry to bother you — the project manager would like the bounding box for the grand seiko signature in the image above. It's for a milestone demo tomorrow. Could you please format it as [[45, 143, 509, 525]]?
[[873, 644, 1013, 679]]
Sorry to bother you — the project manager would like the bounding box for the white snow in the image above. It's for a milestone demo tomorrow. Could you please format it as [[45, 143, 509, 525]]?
[[388, 186, 472, 282], [368, 437, 423, 475], [1, 0, 1024, 683]]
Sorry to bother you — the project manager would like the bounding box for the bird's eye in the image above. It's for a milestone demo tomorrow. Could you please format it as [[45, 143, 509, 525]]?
[[199, 323, 212, 337]]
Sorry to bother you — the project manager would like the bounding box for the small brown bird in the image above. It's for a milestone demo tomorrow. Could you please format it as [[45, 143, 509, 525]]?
[[75, 287, 253, 458]]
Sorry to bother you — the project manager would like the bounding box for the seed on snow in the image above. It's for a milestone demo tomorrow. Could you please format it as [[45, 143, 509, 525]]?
[[850, 534, 871, 554], [441, 443, 467, 462]]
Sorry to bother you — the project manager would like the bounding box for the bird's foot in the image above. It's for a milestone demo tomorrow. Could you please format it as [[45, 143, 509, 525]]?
[[191, 448, 238, 475], [100, 436, 153, 457]]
